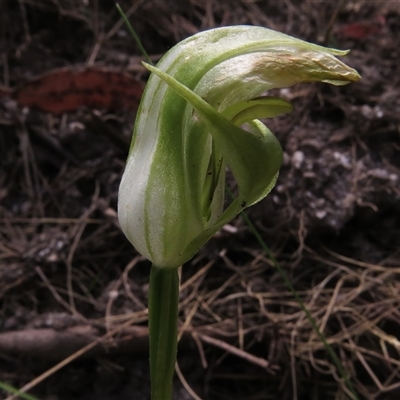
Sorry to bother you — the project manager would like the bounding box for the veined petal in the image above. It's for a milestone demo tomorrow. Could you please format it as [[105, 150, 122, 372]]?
[[118, 26, 360, 268]]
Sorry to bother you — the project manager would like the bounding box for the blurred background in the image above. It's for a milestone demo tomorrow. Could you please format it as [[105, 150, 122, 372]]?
[[1, 1, 399, 399]]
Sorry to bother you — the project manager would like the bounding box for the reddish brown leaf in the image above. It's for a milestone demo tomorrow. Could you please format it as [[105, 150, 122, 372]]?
[[336, 15, 385, 40], [13, 66, 143, 114]]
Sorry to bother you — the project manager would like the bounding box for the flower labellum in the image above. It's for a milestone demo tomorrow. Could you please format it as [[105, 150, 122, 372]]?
[[118, 25, 360, 268]]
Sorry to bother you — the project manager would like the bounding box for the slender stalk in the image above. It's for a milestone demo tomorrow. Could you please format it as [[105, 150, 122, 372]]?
[[148, 266, 179, 400], [0, 381, 40, 400], [115, 3, 153, 65]]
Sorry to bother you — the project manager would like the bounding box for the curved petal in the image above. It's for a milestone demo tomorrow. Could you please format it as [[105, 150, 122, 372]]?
[[118, 26, 361, 268]]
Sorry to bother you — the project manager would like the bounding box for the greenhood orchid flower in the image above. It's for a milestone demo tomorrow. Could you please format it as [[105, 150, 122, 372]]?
[[118, 25, 360, 269]]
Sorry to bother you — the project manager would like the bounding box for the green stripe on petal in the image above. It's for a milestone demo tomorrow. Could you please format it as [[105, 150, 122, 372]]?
[[118, 26, 360, 268], [143, 62, 282, 209]]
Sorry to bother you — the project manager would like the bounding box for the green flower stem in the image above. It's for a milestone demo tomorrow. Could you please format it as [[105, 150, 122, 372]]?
[[0, 382, 40, 400], [148, 265, 180, 400]]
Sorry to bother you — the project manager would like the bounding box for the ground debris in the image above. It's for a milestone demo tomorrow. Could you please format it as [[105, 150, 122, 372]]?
[[1, 1, 400, 399]]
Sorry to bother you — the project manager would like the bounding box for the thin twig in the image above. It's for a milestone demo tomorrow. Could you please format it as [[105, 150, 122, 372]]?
[[196, 332, 269, 370]]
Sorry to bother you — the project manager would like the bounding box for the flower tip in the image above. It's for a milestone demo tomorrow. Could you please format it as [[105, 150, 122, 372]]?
[[142, 61, 154, 71]]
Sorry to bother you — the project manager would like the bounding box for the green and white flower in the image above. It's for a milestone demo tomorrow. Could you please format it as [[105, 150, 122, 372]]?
[[118, 25, 360, 268]]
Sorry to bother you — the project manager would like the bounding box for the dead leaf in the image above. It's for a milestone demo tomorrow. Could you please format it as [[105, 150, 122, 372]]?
[[1, 66, 143, 114], [336, 15, 385, 40]]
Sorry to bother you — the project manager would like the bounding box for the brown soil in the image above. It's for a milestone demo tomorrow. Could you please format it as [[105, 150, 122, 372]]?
[[1, 1, 400, 400]]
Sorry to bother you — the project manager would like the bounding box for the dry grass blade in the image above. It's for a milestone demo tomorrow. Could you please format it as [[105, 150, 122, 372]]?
[[1, 0, 400, 399], [195, 332, 269, 370]]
